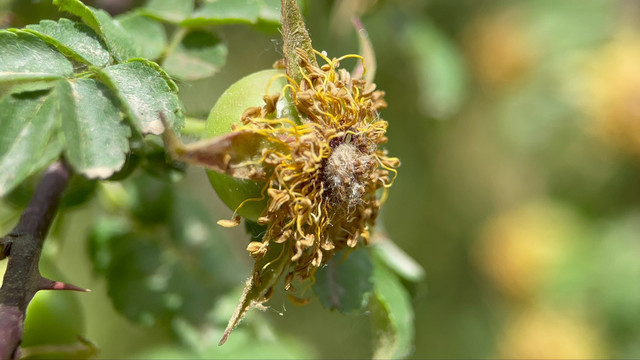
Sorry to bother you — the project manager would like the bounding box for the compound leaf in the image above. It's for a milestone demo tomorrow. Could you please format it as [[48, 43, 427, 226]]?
[[184, 0, 261, 26], [25, 18, 110, 67], [88, 187, 239, 327], [0, 89, 63, 196], [168, 195, 244, 308], [116, 13, 167, 60], [98, 59, 184, 135], [53, 0, 137, 62], [87, 216, 131, 274], [92, 10, 138, 62], [142, 0, 194, 23], [0, 30, 73, 82], [57, 78, 131, 178], [103, 234, 171, 326], [162, 29, 227, 81]]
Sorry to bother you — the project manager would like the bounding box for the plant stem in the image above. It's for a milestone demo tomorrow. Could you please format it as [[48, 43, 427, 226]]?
[[181, 116, 206, 138], [0, 160, 71, 359]]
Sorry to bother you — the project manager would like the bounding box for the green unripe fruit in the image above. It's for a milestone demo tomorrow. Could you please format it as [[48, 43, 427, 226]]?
[[22, 291, 85, 347], [205, 69, 298, 221]]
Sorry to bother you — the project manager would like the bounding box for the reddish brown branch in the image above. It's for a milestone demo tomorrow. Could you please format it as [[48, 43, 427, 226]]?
[[0, 160, 71, 359]]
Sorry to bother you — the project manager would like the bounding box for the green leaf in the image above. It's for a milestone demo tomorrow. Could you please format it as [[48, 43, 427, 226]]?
[[53, 0, 137, 62], [162, 29, 227, 81], [98, 59, 184, 135], [104, 234, 172, 326], [88, 184, 239, 327], [137, 320, 315, 359], [168, 195, 244, 296], [56, 78, 131, 179], [25, 18, 110, 67], [0, 90, 63, 196], [53, 0, 100, 29], [201, 328, 315, 359], [92, 11, 139, 62], [142, 0, 194, 23], [371, 236, 425, 283], [313, 248, 374, 314], [404, 22, 468, 119], [175, 285, 315, 356], [183, 0, 261, 26], [0, 81, 57, 96], [588, 215, 640, 336], [0, 30, 73, 82], [116, 13, 167, 60], [370, 260, 415, 359], [258, 0, 281, 24], [87, 216, 131, 274], [245, 220, 267, 243], [132, 345, 195, 359], [124, 172, 175, 224]]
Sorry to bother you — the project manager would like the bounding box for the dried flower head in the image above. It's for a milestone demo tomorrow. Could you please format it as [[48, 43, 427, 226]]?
[[163, 48, 399, 343], [162, 1, 398, 344], [232, 49, 398, 286]]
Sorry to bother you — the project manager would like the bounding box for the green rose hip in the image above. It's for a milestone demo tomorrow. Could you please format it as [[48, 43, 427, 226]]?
[[204, 69, 298, 221]]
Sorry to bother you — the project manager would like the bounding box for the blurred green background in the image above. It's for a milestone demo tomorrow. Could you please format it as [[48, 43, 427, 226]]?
[[3, 0, 640, 358]]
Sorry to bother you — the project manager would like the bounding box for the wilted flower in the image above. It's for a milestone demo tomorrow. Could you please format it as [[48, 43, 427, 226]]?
[[163, 0, 398, 344], [163, 47, 398, 343], [233, 49, 398, 286]]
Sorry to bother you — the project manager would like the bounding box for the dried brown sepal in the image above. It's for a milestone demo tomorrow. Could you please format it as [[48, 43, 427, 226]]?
[[219, 241, 291, 346], [351, 17, 376, 83], [281, 0, 318, 84], [162, 118, 289, 181]]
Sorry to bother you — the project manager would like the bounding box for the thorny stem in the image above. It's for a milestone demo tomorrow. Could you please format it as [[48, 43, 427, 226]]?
[[0, 160, 79, 359]]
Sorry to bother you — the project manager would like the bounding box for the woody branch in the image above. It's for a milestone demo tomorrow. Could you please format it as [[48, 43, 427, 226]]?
[[0, 160, 82, 359]]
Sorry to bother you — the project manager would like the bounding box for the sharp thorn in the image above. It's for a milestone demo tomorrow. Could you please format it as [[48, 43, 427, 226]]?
[[38, 277, 90, 292]]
